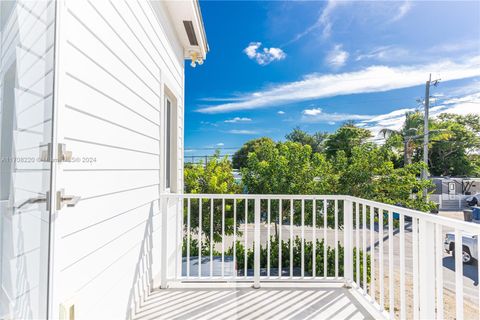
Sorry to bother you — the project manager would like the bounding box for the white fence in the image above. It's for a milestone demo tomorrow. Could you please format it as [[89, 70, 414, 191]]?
[[160, 194, 480, 319]]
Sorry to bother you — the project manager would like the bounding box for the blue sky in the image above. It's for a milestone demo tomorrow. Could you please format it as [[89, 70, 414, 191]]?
[[185, 0, 480, 156]]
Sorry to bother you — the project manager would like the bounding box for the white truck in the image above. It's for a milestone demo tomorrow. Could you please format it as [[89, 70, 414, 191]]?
[[444, 233, 478, 264]]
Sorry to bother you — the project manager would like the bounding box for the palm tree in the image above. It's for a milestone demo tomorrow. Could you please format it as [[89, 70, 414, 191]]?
[[380, 111, 423, 165]]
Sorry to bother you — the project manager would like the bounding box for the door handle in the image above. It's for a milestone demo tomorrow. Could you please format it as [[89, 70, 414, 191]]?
[[15, 196, 47, 209], [56, 189, 81, 210]]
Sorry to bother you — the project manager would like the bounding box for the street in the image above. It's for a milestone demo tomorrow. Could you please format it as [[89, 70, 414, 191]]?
[[215, 221, 479, 305]]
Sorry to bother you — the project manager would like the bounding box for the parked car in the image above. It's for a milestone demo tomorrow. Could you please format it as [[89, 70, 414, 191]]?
[[465, 193, 480, 207], [444, 233, 478, 264]]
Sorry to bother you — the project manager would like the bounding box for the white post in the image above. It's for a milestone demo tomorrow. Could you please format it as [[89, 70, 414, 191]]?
[[418, 219, 436, 318], [160, 196, 168, 288], [343, 199, 353, 287], [253, 198, 261, 288]]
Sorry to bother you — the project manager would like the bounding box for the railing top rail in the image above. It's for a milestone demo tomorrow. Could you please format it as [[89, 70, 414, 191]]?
[[160, 193, 347, 200], [347, 196, 480, 234], [161, 193, 480, 234]]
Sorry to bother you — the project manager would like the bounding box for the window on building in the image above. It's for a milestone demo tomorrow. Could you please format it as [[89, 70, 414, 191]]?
[[165, 97, 171, 190]]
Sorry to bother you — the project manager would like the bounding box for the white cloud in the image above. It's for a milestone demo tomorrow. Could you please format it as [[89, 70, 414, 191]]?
[[391, 1, 412, 22], [355, 40, 478, 64], [360, 91, 480, 138], [302, 108, 373, 122], [303, 108, 323, 116], [224, 117, 252, 123], [287, 0, 343, 44], [200, 121, 218, 127], [355, 45, 409, 62], [326, 44, 349, 68], [244, 42, 286, 65], [216, 143, 225, 146], [277, 110, 285, 115], [197, 56, 480, 113], [437, 92, 480, 115], [228, 130, 259, 135]]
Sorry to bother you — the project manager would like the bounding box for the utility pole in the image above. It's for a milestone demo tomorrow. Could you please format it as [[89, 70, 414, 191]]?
[[422, 74, 440, 199], [422, 74, 431, 190]]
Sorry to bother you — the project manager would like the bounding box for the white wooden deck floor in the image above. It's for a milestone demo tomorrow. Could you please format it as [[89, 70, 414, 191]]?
[[133, 285, 379, 320]]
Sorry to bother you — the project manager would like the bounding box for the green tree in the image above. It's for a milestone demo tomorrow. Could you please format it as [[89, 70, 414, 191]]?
[[184, 151, 239, 194], [285, 127, 328, 154], [240, 138, 435, 213], [232, 137, 274, 169], [324, 122, 372, 158], [242, 141, 336, 195], [428, 113, 480, 176], [380, 111, 424, 165], [184, 152, 241, 246], [335, 144, 435, 211]]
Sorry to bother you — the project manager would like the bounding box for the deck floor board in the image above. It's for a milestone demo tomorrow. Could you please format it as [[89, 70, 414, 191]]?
[[133, 286, 375, 320]]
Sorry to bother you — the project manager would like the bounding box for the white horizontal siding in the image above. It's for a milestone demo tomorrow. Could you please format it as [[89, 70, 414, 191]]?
[[54, 0, 184, 319]]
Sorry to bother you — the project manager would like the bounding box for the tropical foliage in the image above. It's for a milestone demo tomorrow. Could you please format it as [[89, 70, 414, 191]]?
[[183, 112, 478, 277]]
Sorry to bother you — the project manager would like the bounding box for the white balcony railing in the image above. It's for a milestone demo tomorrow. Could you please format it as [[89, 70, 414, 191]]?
[[159, 194, 480, 319]]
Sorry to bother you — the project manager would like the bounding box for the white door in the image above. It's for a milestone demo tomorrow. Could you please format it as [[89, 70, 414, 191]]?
[[0, 1, 56, 318]]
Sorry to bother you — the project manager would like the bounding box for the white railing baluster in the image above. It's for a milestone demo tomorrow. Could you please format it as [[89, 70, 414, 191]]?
[[454, 228, 463, 320], [245, 199, 248, 278], [344, 199, 353, 286], [412, 217, 419, 319], [363, 203, 367, 291], [334, 199, 338, 279], [388, 210, 394, 319], [198, 198, 202, 278], [356, 201, 360, 285], [279, 199, 282, 279], [400, 212, 406, 320], [419, 219, 436, 319], [379, 208, 384, 311], [254, 198, 261, 288], [177, 196, 183, 280], [221, 198, 225, 278], [233, 199, 237, 279], [313, 199, 316, 278], [324, 199, 328, 278], [187, 198, 191, 279], [267, 199, 271, 278], [370, 206, 375, 301], [210, 198, 214, 277], [301, 199, 305, 278], [435, 223, 443, 320], [290, 199, 294, 278]]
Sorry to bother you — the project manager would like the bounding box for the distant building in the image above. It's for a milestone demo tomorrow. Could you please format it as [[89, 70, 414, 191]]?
[[430, 177, 480, 210]]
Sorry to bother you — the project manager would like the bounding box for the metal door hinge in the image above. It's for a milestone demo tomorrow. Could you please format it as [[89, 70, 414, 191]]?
[[40, 143, 73, 162], [56, 189, 81, 210]]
